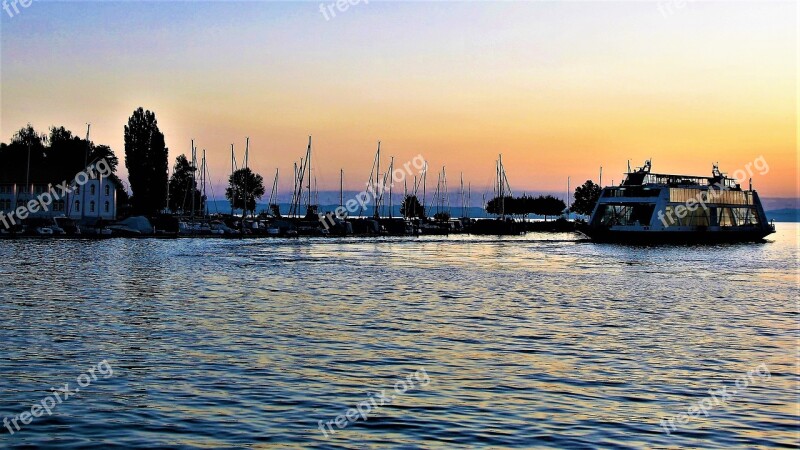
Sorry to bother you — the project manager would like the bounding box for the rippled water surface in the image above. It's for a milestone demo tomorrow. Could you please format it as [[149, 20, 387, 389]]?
[[1, 224, 798, 449]]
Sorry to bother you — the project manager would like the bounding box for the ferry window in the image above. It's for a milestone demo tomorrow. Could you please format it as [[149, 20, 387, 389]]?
[[719, 207, 734, 226], [732, 207, 759, 225], [629, 204, 655, 225], [595, 204, 654, 227], [684, 208, 710, 227]]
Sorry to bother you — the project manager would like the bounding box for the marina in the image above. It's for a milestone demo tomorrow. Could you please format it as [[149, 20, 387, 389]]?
[[1, 1, 796, 449]]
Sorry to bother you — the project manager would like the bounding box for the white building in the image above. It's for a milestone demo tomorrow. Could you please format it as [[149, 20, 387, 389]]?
[[0, 173, 119, 223]]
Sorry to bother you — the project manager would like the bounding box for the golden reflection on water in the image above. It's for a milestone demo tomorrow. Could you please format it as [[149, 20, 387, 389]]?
[[0, 224, 796, 448]]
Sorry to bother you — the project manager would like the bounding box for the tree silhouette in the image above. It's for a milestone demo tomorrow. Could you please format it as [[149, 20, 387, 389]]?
[[124, 107, 168, 215], [168, 155, 205, 215], [90, 144, 119, 174], [0, 125, 47, 175], [486, 196, 508, 216], [400, 195, 424, 219], [571, 180, 601, 217], [531, 195, 566, 221], [226, 167, 265, 217], [1, 124, 129, 211]]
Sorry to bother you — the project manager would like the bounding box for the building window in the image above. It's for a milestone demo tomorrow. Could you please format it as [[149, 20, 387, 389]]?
[[75, 201, 81, 212], [90, 201, 95, 213], [53, 200, 65, 212], [90, 185, 96, 196], [75, 186, 80, 195], [104, 201, 110, 213], [105, 185, 110, 196]]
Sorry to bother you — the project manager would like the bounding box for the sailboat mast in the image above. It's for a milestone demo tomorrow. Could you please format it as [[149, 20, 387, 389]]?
[[306, 135, 312, 214], [375, 142, 381, 218], [422, 162, 427, 219], [460, 172, 464, 218], [567, 176, 570, 221], [467, 183, 471, 219], [291, 162, 298, 217], [443, 166, 449, 216], [389, 157, 394, 219], [244, 137, 249, 219], [435, 172, 441, 215], [499, 154, 504, 219], [202, 149, 208, 217], [191, 140, 196, 226], [80, 124, 90, 221]]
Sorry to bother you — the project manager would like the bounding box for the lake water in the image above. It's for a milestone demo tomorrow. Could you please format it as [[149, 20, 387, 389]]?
[[1, 223, 797, 449]]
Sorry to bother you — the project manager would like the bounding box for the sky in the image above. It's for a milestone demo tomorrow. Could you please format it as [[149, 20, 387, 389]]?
[[1, 1, 797, 199]]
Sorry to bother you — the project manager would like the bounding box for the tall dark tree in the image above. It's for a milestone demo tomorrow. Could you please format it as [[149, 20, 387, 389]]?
[[12, 124, 47, 150], [400, 195, 424, 219], [124, 108, 168, 215], [486, 196, 514, 217], [47, 126, 89, 178], [571, 180, 601, 217], [90, 144, 119, 173], [226, 168, 265, 217], [168, 155, 205, 215], [1, 124, 130, 215], [0, 125, 47, 176], [531, 195, 567, 221]]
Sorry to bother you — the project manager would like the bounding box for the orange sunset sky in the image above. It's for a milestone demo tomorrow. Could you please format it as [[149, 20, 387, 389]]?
[[1, 1, 797, 198]]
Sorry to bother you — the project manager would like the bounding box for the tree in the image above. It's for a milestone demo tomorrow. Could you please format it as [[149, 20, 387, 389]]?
[[1, 124, 124, 186], [531, 195, 566, 221], [12, 124, 47, 150], [400, 195, 424, 219], [226, 167, 265, 217], [486, 196, 514, 217], [571, 180, 601, 217], [124, 107, 168, 215], [90, 144, 119, 174], [47, 126, 89, 178], [168, 155, 205, 215], [0, 125, 46, 179]]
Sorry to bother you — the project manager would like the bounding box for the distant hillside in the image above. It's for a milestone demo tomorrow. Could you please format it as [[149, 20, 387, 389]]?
[[204, 195, 800, 222], [765, 209, 800, 223]]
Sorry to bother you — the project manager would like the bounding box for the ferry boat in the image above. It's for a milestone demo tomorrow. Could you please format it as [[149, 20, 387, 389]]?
[[584, 161, 775, 243]]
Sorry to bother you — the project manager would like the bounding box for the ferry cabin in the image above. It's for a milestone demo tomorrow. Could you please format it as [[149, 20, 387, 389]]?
[[586, 162, 774, 242]]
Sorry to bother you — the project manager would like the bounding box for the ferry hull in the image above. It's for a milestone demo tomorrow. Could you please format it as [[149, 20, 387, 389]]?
[[582, 228, 774, 244]]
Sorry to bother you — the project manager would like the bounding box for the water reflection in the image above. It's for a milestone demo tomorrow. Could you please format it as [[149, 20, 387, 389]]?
[[0, 224, 796, 448]]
